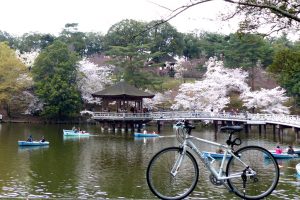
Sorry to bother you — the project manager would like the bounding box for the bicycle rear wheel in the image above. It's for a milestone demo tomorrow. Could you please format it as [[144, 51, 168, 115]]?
[[146, 147, 199, 200], [226, 146, 279, 199]]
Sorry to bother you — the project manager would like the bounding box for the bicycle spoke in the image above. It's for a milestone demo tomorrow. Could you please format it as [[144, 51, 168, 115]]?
[[147, 147, 199, 200]]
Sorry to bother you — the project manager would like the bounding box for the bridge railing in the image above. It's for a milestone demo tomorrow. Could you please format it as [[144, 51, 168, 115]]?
[[92, 112, 152, 120], [92, 111, 300, 127]]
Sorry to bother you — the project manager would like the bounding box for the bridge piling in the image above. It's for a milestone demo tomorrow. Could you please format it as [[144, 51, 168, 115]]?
[[213, 120, 218, 133], [157, 120, 161, 133], [244, 124, 249, 133]]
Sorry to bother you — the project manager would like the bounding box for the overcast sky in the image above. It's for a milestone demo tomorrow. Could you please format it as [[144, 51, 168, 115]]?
[[0, 0, 238, 36]]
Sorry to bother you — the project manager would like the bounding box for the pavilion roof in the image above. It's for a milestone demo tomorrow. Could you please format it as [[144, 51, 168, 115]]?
[[92, 81, 155, 100]]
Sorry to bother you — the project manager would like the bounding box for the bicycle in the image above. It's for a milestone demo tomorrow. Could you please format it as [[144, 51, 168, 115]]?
[[146, 120, 279, 200]]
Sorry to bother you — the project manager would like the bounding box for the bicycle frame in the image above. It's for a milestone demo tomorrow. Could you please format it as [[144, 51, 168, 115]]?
[[172, 132, 256, 181]]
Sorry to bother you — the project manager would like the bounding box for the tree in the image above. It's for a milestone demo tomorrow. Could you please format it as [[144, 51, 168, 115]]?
[[268, 47, 300, 104], [32, 40, 82, 119], [143, 90, 172, 110], [58, 23, 86, 56], [14, 32, 55, 52], [241, 87, 289, 114], [171, 57, 249, 112], [224, 33, 273, 68], [84, 32, 105, 56], [105, 19, 162, 89], [147, 20, 184, 62], [104, 19, 148, 48], [77, 58, 114, 104], [16, 49, 40, 69], [158, 0, 300, 36], [106, 44, 157, 89], [171, 57, 289, 114], [0, 31, 15, 47], [0, 42, 28, 116], [198, 32, 227, 59], [182, 33, 202, 59]]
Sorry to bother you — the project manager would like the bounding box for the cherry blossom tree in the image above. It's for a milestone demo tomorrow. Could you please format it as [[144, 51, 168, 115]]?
[[23, 91, 43, 115], [77, 58, 114, 104], [241, 87, 290, 114], [171, 57, 290, 114], [172, 57, 249, 112], [143, 90, 172, 110], [15, 49, 40, 69]]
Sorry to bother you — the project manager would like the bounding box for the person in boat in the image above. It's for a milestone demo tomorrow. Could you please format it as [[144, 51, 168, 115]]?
[[41, 136, 46, 142], [143, 130, 147, 134], [275, 146, 283, 154], [27, 135, 33, 142], [216, 148, 224, 154], [287, 145, 295, 154]]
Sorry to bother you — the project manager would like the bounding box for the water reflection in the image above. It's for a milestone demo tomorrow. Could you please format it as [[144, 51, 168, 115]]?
[[0, 123, 298, 199]]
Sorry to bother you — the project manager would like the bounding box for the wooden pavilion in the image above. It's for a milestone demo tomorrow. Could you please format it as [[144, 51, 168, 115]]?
[[92, 80, 154, 113], [91, 80, 155, 132]]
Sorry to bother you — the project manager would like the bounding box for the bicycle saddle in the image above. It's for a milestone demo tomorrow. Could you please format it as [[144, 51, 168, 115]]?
[[220, 126, 243, 133]]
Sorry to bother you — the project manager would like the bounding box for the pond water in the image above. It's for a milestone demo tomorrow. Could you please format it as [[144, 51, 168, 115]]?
[[0, 123, 299, 199]]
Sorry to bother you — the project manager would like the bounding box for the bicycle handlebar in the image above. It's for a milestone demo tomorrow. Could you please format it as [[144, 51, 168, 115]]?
[[176, 120, 195, 134]]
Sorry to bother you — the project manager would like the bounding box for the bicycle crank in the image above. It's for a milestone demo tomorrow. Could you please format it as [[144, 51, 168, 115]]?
[[209, 174, 223, 186]]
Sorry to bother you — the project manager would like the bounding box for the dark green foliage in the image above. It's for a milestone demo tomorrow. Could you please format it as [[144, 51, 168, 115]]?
[[58, 23, 87, 56], [0, 31, 15, 48], [104, 19, 149, 48], [14, 33, 55, 52], [147, 20, 184, 63], [84, 32, 105, 56], [269, 47, 300, 103], [32, 40, 82, 119], [182, 33, 202, 59], [198, 32, 227, 59], [223, 33, 273, 68], [106, 44, 158, 89]]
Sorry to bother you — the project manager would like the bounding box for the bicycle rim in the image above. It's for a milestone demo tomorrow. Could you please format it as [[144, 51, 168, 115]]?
[[146, 147, 199, 200], [226, 146, 279, 199]]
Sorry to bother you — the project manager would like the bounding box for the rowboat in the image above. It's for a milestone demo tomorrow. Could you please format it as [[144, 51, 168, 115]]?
[[63, 129, 90, 136], [18, 141, 49, 146], [296, 163, 300, 176], [269, 148, 300, 155], [265, 152, 299, 159], [134, 133, 159, 137], [203, 151, 231, 159]]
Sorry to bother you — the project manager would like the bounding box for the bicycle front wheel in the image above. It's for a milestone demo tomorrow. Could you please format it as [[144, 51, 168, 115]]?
[[226, 146, 279, 199], [146, 147, 199, 200]]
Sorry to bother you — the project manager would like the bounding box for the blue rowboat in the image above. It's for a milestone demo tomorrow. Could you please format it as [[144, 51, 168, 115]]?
[[63, 129, 90, 136], [265, 152, 299, 159], [18, 141, 49, 146], [134, 133, 159, 137], [296, 163, 300, 176], [203, 151, 231, 159], [269, 148, 300, 155]]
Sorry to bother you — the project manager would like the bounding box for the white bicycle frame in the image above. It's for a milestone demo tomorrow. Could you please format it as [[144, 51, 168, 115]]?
[[171, 130, 256, 181]]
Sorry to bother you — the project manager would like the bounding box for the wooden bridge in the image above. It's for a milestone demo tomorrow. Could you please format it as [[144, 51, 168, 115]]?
[[91, 111, 300, 133]]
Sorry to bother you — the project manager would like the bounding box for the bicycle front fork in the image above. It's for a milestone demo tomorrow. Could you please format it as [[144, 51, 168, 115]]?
[[170, 147, 185, 177]]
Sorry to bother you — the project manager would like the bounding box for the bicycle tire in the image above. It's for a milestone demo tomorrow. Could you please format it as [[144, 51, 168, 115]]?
[[146, 147, 199, 200], [226, 146, 279, 199]]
